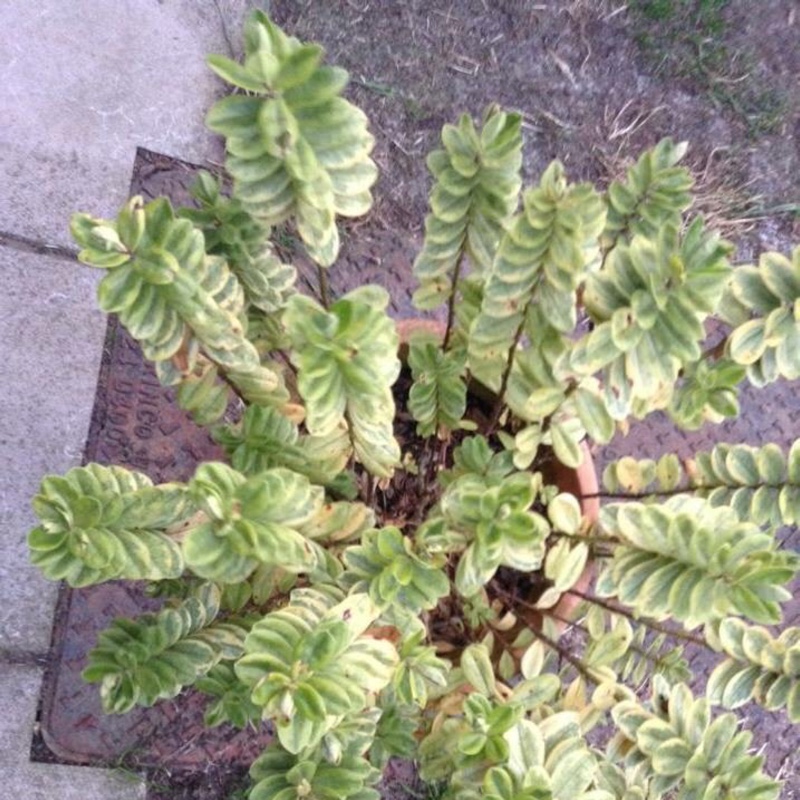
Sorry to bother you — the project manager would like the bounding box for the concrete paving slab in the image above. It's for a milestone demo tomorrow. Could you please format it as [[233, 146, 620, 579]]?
[[0, 0, 251, 247], [0, 244, 106, 650], [0, 662, 145, 798], [0, 1, 255, 794], [0, 0, 253, 649]]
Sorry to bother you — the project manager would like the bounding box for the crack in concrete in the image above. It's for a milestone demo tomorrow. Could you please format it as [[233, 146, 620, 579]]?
[[212, 0, 237, 58], [0, 230, 79, 262]]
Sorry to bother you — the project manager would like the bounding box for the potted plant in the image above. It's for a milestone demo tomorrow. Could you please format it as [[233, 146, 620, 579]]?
[[28, 11, 799, 800]]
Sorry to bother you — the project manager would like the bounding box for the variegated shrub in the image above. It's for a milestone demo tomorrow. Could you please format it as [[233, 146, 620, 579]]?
[[30, 11, 800, 800]]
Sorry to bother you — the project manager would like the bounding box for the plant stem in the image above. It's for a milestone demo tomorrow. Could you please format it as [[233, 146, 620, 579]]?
[[587, 478, 797, 502], [549, 530, 621, 546], [318, 265, 330, 309], [529, 624, 598, 686], [565, 589, 707, 647], [486, 315, 527, 434], [489, 585, 597, 684], [217, 366, 249, 404], [699, 336, 729, 363], [442, 253, 465, 351], [546, 536, 616, 560], [583, 487, 693, 501]]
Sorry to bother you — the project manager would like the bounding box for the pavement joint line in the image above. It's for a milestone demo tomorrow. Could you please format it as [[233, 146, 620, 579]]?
[[0, 230, 79, 261], [0, 648, 51, 668]]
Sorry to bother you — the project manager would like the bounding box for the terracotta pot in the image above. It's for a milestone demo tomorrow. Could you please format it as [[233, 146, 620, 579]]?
[[546, 440, 599, 624], [394, 317, 600, 627]]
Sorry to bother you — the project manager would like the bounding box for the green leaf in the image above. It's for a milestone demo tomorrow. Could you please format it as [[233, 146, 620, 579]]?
[[293, 683, 327, 721], [547, 492, 582, 535], [550, 421, 583, 468], [545, 539, 588, 592], [656, 454, 683, 491], [274, 45, 324, 91], [728, 318, 768, 365], [511, 674, 560, 710], [701, 714, 737, 768], [208, 54, 268, 91], [522, 387, 567, 418], [574, 386, 615, 443], [651, 738, 693, 776], [725, 446, 760, 486], [461, 643, 497, 696], [548, 742, 597, 798], [586, 621, 631, 667]]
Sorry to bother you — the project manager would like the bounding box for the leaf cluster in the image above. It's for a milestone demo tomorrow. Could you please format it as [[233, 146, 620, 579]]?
[[598, 497, 798, 627], [611, 681, 779, 800], [205, 10, 377, 267], [28, 464, 188, 587], [82, 583, 246, 713]]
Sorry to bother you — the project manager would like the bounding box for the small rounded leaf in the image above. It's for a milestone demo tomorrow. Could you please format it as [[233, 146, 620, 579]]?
[[548, 492, 582, 534]]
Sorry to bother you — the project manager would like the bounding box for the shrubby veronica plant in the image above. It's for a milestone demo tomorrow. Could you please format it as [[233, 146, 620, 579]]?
[[29, 11, 800, 800]]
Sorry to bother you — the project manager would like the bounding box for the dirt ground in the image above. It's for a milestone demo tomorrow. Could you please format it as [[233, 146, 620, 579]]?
[[62, 3, 800, 798], [262, 0, 798, 286]]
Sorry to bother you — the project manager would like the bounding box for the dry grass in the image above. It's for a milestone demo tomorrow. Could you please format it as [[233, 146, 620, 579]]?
[[689, 147, 763, 236], [592, 98, 768, 237]]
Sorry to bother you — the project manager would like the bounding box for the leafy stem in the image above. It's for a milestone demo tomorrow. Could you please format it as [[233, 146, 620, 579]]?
[[586, 478, 796, 502], [544, 608, 680, 668], [565, 588, 708, 647], [583, 487, 695, 501], [490, 585, 597, 685]]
